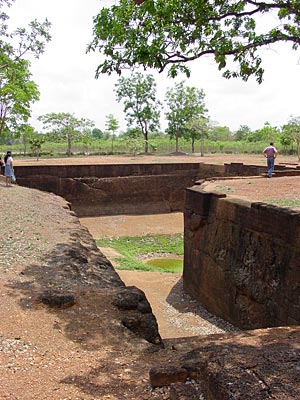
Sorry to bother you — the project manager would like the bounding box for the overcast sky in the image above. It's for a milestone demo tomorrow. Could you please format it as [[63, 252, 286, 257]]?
[[8, 0, 300, 134]]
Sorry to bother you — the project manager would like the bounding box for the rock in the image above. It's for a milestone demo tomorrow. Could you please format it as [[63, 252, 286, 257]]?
[[169, 383, 200, 400], [122, 313, 162, 345], [149, 366, 188, 387], [112, 286, 163, 345], [112, 286, 152, 313], [38, 290, 76, 308]]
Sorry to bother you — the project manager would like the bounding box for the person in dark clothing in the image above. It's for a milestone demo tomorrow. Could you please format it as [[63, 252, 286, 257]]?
[[0, 157, 4, 175]]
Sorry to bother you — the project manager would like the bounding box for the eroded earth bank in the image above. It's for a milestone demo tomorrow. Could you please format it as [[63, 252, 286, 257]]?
[[2, 170, 300, 399], [1, 184, 228, 399]]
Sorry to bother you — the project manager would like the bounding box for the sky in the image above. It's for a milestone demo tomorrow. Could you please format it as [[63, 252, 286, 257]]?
[[8, 0, 300, 134]]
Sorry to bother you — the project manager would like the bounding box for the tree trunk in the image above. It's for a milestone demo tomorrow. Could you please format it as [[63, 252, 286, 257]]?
[[176, 131, 179, 153], [67, 134, 72, 157], [144, 130, 149, 153], [111, 134, 115, 154], [200, 129, 204, 157], [297, 141, 300, 161], [191, 137, 195, 153], [144, 139, 149, 153]]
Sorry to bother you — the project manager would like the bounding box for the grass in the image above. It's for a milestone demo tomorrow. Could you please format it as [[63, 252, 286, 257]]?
[[145, 258, 183, 273], [96, 233, 183, 273], [215, 185, 235, 194], [265, 199, 300, 207]]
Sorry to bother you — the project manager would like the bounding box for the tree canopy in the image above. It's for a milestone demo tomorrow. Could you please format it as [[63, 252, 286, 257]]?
[[0, 0, 51, 67], [105, 113, 119, 152], [165, 81, 206, 153], [247, 121, 280, 142], [38, 112, 94, 156], [88, 0, 300, 82], [234, 125, 252, 141], [186, 116, 210, 155], [0, 58, 40, 138], [0, 0, 51, 140], [281, 116, 300, 160], [115, 72, 160, 153]]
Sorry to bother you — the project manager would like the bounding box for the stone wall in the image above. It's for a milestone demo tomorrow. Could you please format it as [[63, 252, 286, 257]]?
[[183, 185, 300, 329], [15, 162, 265, 217]]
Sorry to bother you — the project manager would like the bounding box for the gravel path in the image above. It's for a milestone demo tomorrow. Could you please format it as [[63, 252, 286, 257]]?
[[0, 180, 71, 271], [118, 270, 237, 339]]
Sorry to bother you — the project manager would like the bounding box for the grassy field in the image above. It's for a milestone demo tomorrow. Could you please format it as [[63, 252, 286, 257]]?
[[96, 233, 184, 273]]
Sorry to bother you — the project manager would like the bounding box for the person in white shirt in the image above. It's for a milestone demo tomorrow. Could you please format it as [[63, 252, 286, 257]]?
[[4, 150, 14, 186]]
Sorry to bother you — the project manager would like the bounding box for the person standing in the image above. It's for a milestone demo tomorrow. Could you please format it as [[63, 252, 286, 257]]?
[[4, 150, 14, 186], [0, 157, 4, 175], [263, 142, 278, 178]]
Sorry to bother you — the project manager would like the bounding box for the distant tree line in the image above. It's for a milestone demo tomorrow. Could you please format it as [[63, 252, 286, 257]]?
[[33, 73, 300, 159], [1, 1, 300, 159], [2, 68, 300, 159]]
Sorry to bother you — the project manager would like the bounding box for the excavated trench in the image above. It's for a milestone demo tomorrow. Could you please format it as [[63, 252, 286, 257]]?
[[79, 212, 237, 339]]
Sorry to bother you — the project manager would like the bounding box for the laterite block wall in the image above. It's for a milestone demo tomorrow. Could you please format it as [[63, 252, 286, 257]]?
[[15, 162, 264, 217], [183, 185, 300, 329]]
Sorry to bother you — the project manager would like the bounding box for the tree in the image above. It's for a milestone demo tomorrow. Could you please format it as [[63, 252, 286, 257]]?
[[81, 128, 94, 155], [105, 113, 119, 153], [123, 136, 144, 156], [29, 133, 45, 161], [282, 116, 300, 161], [88, 0, 300, 83], [186, 116, 210, 156], [165, 81, 206, 153], [247, 122, 280, 142], [119, 127, 141, 139], [0, 0, 51, 140], [115, 72, 160, 153], [279, 130, 293, 153], [92, 127, 103, 139], [234, 125, 252, 141], [20, 124, 35, 155], [0, 58, 40, 138], [209, 125, 232, 141], [38, 112, 94, 156], [0, 1, 51, 69]]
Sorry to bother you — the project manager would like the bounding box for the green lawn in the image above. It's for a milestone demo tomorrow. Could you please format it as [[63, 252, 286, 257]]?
[[265, 199, 300, 207], [96, 233, 184, 273]]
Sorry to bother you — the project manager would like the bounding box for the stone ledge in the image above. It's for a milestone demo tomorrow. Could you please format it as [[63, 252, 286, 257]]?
[[152, 326, 300, 399]]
